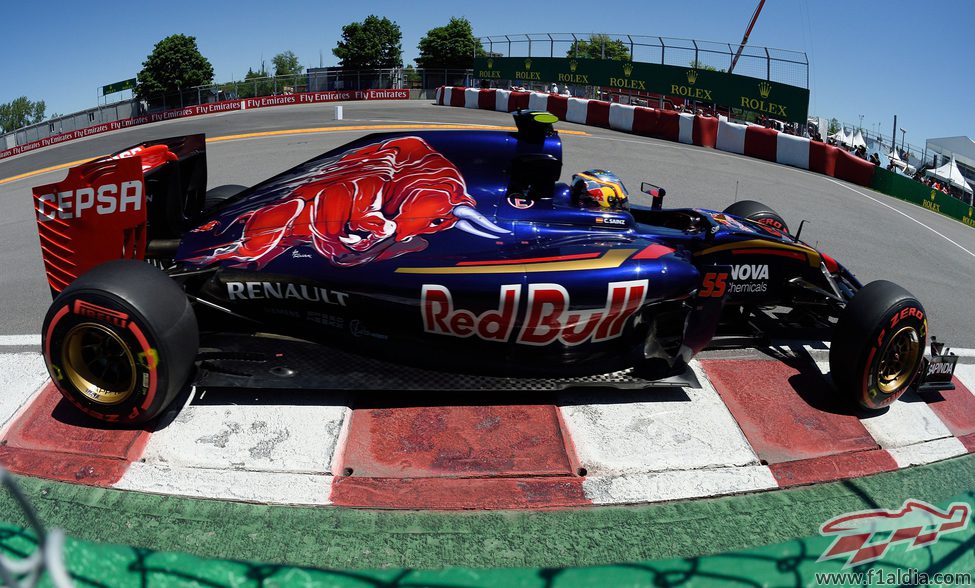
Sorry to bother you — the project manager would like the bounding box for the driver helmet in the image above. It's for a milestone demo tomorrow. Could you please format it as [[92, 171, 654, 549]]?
[[571, 169, 629, 210]]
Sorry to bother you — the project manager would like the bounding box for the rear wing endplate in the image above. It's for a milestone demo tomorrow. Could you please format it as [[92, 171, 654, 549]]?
[[33, 156, 148, 295], [31, 134, 207, 296]]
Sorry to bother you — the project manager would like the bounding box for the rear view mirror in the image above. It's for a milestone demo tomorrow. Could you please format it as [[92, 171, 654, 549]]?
[[641, 182, 667, 210]]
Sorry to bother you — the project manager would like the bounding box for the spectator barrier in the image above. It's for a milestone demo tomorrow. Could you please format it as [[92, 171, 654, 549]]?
[[0, 89, 410, 163], [436, 86, 975, 228], [871, 167, 975, 228]]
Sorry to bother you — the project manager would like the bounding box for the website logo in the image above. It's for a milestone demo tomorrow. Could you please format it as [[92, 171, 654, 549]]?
[[818, 500, 970, 568]]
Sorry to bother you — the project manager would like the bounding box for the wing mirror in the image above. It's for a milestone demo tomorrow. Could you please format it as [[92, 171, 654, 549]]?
[[641, 182, 667, 210]]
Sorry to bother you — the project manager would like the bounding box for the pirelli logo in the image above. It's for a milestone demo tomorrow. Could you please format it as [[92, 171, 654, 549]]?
[[74, 300, 129, 328]]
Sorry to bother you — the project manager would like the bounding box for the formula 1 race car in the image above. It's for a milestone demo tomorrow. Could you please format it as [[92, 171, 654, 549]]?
[[31, 111, 958, 424]]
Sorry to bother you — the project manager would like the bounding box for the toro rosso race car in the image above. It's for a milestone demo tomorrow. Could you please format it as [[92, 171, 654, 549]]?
[[32, 110, 957, 424]]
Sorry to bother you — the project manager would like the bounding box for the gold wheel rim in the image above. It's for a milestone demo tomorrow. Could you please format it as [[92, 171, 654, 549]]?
[[876, 325, 921, 394], [62, 323, 137, 405]]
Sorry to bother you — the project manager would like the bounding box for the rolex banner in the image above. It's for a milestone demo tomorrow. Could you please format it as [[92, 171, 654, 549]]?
[[473, 57, 809, 124]]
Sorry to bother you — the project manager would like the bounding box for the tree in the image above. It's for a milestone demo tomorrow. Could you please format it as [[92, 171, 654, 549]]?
[[0, 97, 46, 133], [136, 34, 214, 99], [689, 59, 725, 73], [828, 118, 840, 134], [416, 17, 484, 69], [403, 64, 422, 88], [332, 15, 403, 69], [567, 34, 630, 61], [272, 51, 303, 76], [239, 67, 273, 98]]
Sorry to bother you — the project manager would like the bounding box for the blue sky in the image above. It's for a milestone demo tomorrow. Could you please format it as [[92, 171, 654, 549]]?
[[3, 1, 971, 147]]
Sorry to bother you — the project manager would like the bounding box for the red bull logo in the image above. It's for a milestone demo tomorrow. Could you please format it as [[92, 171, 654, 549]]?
[[421, 280, 648, 346], [188, 136, 508, 268], [818, 499, 970, 568]]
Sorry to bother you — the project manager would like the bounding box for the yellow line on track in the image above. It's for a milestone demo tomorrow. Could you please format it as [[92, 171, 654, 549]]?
[[0, 158, 98, 186], [0, 124, 589, 186]]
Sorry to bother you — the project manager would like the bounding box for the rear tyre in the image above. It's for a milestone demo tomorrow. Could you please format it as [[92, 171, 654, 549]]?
[[41, 260, 198, 424], [829, 280, 926, 410], [203, 184, 247, 211], [723, 200, 790, 234]]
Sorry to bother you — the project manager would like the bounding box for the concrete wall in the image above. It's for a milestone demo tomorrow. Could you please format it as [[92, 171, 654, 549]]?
[[1, 98, 139, 150]]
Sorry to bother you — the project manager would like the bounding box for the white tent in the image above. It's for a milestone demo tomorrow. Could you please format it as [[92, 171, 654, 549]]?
[[830, 128, 850, 145], [887, 148, 916, 175], [851, 130, 867, 149], [925, 155, 974, 194]]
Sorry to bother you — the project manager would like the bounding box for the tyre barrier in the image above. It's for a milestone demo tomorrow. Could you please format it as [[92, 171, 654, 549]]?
[[436, 86, 877, 188]]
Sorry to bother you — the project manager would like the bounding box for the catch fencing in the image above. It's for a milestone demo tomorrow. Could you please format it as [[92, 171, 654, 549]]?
[[479, 33, 809, 89]]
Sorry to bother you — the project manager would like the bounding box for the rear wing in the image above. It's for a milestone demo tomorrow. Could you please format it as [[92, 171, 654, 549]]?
[[32, 134, 207, 296]]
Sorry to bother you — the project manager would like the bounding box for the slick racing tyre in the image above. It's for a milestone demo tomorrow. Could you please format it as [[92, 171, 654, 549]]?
[[723, 200, 790, 234], [203, 184, 248, 211], [829, 280, 926, 411], [41, 260, 198, 424]]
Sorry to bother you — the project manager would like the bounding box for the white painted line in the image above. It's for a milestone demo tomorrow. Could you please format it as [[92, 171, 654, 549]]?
[[823, 179, 975, 258], [888, 437, 968, 468], [583, 465, 778, 505], [0, 352, 50, 433], [0, 335, 41, 346], [558, 362, 760, 475], [115, 463, 332, 505], [138, 402, 348, 474]]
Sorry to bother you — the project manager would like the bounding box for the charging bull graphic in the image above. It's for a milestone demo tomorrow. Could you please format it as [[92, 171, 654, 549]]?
[[189, 136, 508, 268], [818, 499, 970, 568]]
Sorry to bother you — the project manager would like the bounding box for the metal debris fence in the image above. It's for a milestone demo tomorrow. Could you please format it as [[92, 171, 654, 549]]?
[[478, 33, 809, 88]]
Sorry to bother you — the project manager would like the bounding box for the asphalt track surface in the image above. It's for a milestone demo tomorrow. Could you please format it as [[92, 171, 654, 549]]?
[[1, 100, 973, 348]]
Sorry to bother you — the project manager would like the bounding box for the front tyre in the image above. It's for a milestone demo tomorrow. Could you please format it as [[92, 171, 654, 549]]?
[[829, 280, 926, 410], [722, 200, 790, 234], [42, 260, 198, 424]]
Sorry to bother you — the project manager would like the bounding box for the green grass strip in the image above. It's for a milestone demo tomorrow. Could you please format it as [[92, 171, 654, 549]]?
[[0, 452, 971, 576]]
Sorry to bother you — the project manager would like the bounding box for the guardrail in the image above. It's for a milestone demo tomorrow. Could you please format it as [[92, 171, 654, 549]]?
[[436, 86, 975, 229]]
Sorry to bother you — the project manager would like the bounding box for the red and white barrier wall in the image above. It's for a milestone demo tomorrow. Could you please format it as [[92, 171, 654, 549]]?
[[436, 87, 876, 187]]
